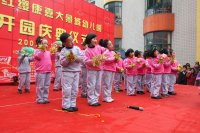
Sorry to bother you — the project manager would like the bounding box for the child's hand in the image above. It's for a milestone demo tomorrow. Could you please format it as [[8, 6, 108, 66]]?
[[136, 59, 140, 64], [114, 53, 120, 61], [92, 56, 101, 66], [99, 54, 106, 61], [120, 68, 124, 73], [66, 51, 76, 63], [50, 46, 57, 54], [130, 63, 135, 68], [38, 44, 46, 51]]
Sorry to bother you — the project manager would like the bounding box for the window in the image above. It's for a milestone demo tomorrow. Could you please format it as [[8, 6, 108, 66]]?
[[104, 2, 122, 24], [114, 38, 122, 51], [145, 0, 172, 16], [144, 31, 172, 50]]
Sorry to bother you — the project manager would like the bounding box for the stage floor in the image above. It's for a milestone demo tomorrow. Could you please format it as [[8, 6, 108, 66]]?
[[0, 84, 199, 133]]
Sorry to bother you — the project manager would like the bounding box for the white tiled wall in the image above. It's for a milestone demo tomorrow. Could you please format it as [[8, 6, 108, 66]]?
[[172, 0, 197, 65]]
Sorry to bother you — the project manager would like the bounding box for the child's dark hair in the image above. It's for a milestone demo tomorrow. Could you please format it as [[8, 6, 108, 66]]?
[[125, 48, 134, 57], [36, 36, 44, 46], [60, 32, 70, 43], [143, 50, 149, 59], [160, 48, 168, 55], [149, 46, 157, 58], [99, 39, 109, 48], [85, 33, 97, 44], [134, 50, 142, 57], [183, 65, 187, 69], [169, 49, 174, 55]]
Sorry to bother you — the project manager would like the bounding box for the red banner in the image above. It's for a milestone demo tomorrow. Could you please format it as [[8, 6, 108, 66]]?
[[0, 0, 114, 83]]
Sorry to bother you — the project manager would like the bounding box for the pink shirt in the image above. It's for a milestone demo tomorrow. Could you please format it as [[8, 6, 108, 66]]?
[[137, 58, 146, 75], [116, 59, 124, 73], [151, 56, 164, 74], [34, 49, 52, 73], [102, 50, 116, 72], [123, 57, 138, 76], [85, 45, 106, 71], [171, 60, 179, 74], [163, 56, 171, 74]]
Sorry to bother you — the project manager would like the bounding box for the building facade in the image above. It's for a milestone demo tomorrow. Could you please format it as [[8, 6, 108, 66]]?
[[87, 0, 200, 65]]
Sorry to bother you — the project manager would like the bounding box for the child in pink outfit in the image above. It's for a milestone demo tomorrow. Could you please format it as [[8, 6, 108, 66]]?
[[135, 50, 146, 94], [123, 49, 138, 96], [100, 39, 118, 103], [34, 36, 52, 104], [84, 33, 107, 106], [150, 47, 164, 99]]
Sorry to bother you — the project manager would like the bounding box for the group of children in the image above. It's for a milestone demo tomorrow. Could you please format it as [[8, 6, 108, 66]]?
[[18, 32, 183, 112]]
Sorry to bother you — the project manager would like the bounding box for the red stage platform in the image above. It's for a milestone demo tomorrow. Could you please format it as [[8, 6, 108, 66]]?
[[0, 84, 199, 133]]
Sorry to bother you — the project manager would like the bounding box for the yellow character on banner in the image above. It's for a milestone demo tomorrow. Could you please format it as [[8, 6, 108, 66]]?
[[81, 34, 86, 43], [66, 14, 72, 24], [45, 7, 53, 18], [89, 22, 95, 30], [55, 28, 66, 40], [20, 19, 35, 36], [32, 3, 42, 15], [82, 20, 88, 28], [96, 24, 102, 32], [70, 31, 79, 44], [39, 24, 52, 39], [74, 17, 81, 26], [2, 0, 14, 7], [18, 0, 29, 11], [0, 14, 15, 32], [56, 11, 63, 21]]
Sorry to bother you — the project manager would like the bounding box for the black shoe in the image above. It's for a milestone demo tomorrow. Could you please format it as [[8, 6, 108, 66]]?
[[24, 89, 30, 93], [53, 89, 59, 91], [168, 91, 176, 95], [18, 89, 22, 94], [62, 107, 74, 112], [151, 96, 162, 99], [81, 94, 87, 98], [161, 94, 170, 97], [137, 91, 144, 94], [37, 101, 45, 104], [44, 100, 50, 104], [72, 107, 78, 111], [89, 102, 101, 106]]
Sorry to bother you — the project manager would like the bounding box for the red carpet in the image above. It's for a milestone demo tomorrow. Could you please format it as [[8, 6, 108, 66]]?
[[0, 84, 200, 133]]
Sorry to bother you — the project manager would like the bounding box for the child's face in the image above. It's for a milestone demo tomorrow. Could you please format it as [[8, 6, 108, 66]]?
[[65, 36, 74, 47], [129, 52, 134, 58], [154, 50, 159, 57], [90, 37, 97, 46], [41, 39, 48, 47], [107, 41, 113, 51]]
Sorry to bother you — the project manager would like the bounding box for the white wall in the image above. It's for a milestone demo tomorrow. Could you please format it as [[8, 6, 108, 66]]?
[[172, 0, 197, 65], [122, 0, 145, 51]]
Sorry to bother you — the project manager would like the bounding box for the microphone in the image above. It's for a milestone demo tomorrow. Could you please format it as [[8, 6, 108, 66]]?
[[127, 106, 144, 111]]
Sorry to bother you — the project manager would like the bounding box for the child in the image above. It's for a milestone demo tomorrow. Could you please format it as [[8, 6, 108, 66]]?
[[60, 32, 84, 112], [114, 52, 124, 92], [100, 39, 117, 102], [160, 49, 171, 97], [144, 50, 153, 93], [18, 47, 34, 94], [53, 41, 63, 91], [123, 49, 138, 96], [169, 49, 180, 95], [34, 36, 52, 104], [135, 50, 146, 94], [79, 42, 88, 98], [84, 33, 106, 106], [150, 47, 164, 99]]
